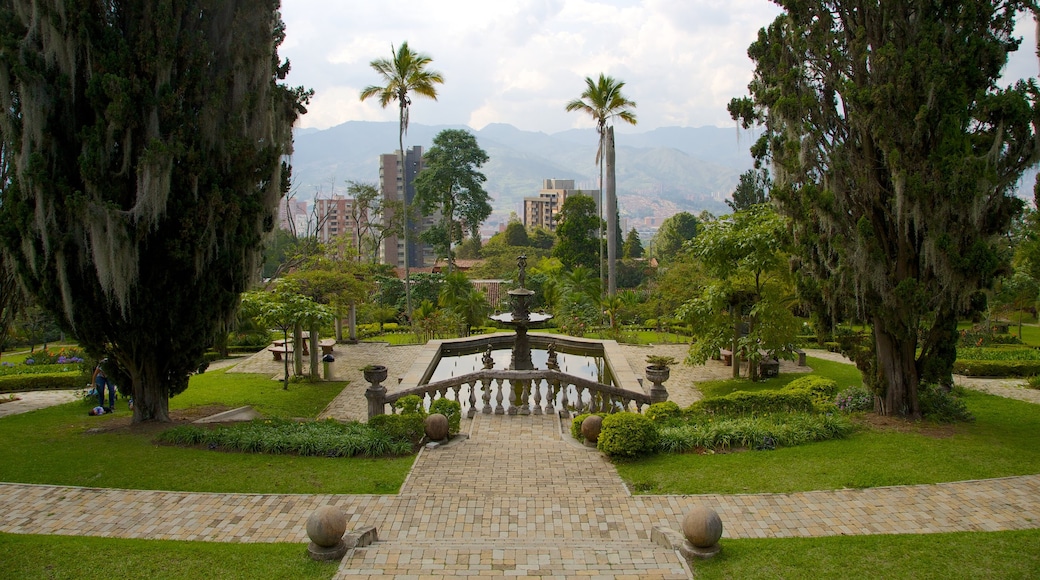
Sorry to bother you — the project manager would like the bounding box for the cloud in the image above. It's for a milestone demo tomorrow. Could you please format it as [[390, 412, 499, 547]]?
[[279, 0, 1038, 133]]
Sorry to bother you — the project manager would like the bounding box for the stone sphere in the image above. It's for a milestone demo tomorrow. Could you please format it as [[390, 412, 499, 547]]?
[[682, 505, 723, 548], [425, 413, 449, 441], [306, 506, 347, 548], [581, 414, 603, 443]]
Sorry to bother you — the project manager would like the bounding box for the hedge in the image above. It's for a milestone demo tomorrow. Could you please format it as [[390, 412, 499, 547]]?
[[690, 389, 816, 417], [0, 372, 83, 394], [952, 360, 1040, 377], [597, 412, 659, 458]]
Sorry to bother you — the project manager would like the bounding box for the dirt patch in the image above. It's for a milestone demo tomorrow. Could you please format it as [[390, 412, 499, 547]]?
[[853, 413, 959, 438], [86, 405, 233, 436]]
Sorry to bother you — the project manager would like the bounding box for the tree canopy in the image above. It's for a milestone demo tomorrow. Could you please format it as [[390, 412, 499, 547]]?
[[727, 168, 771, 212], [0, 0, 308, 422], [553, 194, 602, 271], [652, 212, 699, 262], [729, 0, 1040, 416], [414, 129, 491, 272]]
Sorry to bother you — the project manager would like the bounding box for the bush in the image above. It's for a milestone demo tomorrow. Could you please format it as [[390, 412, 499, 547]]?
[[597, 412, 659, 458], [657, 413, 854, 452], [691, 389, 815, 417], [394, 394, 426, 416], [1028, 375, 1040, 390], [156, 419, 411, 457], [783, 375, 839, 410], [644, 401, 682, 424], [835, 385, 874, 412], [367, 413, 426, 445], [956, 347, 1040, 361], [952, 360, 1040, 377], [957, 330, 1023, 347], [0, 372, 83, 393], [429, 398, 462, 435], [919, 384, 975, 424]]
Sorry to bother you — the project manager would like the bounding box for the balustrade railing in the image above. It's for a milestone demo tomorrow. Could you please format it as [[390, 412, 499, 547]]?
[[365, 369, 659, 419]]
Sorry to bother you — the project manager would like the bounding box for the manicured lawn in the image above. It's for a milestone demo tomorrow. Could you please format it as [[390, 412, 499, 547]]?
[[0, 533, 338, 580], [692, 529, 1040, 579], [618, 388, 1040, 494], [0, 368, 414, 493], [697, 356, 863, 398]]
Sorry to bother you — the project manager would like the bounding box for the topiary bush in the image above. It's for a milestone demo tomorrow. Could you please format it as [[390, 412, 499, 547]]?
[[393, 394, 426, 416], [783, 375, 839, 410], [644, 401, 682, 424], [0, 373, 83, 393], [919, 384, 975, 424], [691, 389, 815, 417], [952, 360, 1040, 377], [597, 412, 659, 458], [429, 397, 462, 435]]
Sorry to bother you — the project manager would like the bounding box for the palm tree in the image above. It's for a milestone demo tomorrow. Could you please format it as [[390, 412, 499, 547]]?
[[565, 73, 636, 297], [360, 42, 444, 321]]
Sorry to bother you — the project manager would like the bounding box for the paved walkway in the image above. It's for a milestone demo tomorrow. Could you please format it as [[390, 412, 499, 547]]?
[[2, 341, 1040, 578]]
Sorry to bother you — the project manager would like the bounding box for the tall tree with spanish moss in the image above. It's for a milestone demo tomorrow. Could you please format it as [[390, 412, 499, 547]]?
[[566, 73, 637, 297], [729, 1, 1040, 417], [0, 0, 309, 422], [360, 42, 444, 320]]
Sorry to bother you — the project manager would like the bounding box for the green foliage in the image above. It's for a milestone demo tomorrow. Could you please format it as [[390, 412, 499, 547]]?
[[394, 395, 426, 416], [368, 413, 426, 445], [622, 228, 643, 259], [652, 212, 699, 262], [155, 419, 411, 457], [919, 385, 975, 424], [0, 372, 83, 393], [597, 412, 659, 458], [835, 385, 874, 412], [956, 347, 1040, 361], [957, 330, 1023, 347], [1027, 375, 1040, 390], [503, 220, 529, 246], [553, 194, 602, 270], [782, 375, 839, 410], [692, 389, 816, 417], [657, 412, 853, 452], [952, 360, 1040, 377], [429, 398, 462, 435], [726, 167, 771, 212], [644, 401, 682, 424]]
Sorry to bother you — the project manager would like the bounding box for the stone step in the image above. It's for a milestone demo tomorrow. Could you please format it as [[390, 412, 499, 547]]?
[[334, 538, 691, 579]]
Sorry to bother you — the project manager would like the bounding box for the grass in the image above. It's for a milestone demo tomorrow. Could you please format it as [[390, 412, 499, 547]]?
[[697, 356, 863, 398], [0, 367, 414, 493], [619, 388, 1040, 494], [0, 532, 338, 580], [691, 529, 1040, 579]]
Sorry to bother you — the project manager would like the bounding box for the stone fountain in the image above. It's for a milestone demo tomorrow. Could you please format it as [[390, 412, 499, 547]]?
[[488, 255, 552, 371]]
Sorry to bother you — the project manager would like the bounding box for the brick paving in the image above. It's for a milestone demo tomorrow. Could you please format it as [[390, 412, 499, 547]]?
[[2, 340, 1040, 578]]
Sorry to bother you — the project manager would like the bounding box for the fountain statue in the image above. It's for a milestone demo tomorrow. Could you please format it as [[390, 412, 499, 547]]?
[[488, 254, 552, 371]]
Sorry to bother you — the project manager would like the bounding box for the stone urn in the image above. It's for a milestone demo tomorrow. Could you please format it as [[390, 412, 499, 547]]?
[[362, 365, 388, 385], [645, 364, 671, 404]]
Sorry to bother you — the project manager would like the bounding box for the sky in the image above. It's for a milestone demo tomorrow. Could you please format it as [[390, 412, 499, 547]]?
[[279, 1, 1040, 135]]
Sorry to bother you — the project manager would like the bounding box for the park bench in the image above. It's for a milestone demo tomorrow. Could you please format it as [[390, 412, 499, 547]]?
[[268, 345, 292, 361], [319, 338, 336, 355], [795, 348, 806, 366]]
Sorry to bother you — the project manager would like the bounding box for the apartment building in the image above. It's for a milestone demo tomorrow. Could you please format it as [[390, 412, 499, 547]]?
[[522, 178, 582, 231], [379, 147, 436, 268]]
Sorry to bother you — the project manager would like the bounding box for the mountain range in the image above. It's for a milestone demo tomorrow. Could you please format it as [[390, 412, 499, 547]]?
[[289, 121, 758, 225]]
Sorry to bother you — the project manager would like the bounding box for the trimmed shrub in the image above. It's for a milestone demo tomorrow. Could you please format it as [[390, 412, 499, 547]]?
[[835, 385, 874, 412], [368, 413, 426, 445], [156, 419, 411, 457], [0, 373, 83, 393], [657, 413, 854, 453], [429, 398, 462, 435], [783, 375, 839, 410], [691, 389, 815, 417], [644, 401, 682, 424], [394, 394, 426, 416], [1028, 375, 1040, 390], [597, 412, 659, 458], [952, 360, 1040, 377], [919, 384, 974, 424]]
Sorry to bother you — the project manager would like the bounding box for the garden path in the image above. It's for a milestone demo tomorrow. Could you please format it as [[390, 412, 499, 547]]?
[[2, 342, 1040, 577]]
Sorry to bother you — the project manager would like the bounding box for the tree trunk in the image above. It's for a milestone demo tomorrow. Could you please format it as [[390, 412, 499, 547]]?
[[309, 322, 319, 378], [874, 322, 921, 418], [732, 310, 740, 379], [129, 357, 170, 423], [605, 126, 617, 297], [293, 322, 303, 377]]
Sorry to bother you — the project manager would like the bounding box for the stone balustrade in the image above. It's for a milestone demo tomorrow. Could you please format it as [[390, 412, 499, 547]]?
[[366, 368, 661, 419]]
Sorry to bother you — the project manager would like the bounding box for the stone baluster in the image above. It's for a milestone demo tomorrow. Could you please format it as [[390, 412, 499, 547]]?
[[530, 379, 543, 415], [495, 378, 506, 415], [518, 380, 531, 415], [482, 378, 493, 414], [468, 381, 478, 418]]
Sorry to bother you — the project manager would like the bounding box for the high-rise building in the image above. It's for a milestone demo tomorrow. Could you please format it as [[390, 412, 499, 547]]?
[[314, 196, 365, 252], [523, 179, 583, 231], [379, 147, 435, 268]]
